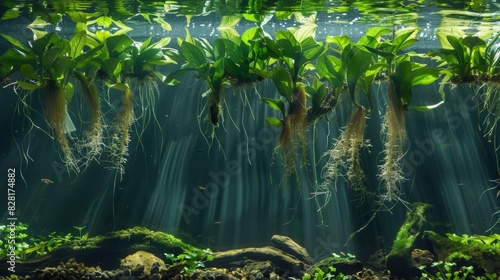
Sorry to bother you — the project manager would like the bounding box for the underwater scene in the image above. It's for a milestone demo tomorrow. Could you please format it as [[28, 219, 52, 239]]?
[[0, 0, 500, 279]]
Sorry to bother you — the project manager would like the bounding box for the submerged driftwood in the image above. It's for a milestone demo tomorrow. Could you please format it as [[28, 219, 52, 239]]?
[[208, 246, 307, 276]]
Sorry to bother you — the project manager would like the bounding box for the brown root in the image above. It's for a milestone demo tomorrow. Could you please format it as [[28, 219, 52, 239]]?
[[378, 78, 407, 203], [44, 79, 77, 169], [278, 86, 308, 176], [73, 71, 103, 163], [109, 87, 135, 177]]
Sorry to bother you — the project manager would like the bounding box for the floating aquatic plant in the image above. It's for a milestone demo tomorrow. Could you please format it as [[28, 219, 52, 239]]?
[[364, 27, 441, 203], [261, 29, 327, 176]]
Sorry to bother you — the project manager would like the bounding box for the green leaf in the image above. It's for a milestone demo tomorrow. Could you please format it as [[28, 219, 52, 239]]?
[[20, 64, 40, 80], [264, 36, 282, 59], [272, 65, 293, 102], [447, 36, 466, 64], [276, 30, 299, 59], [393, 27, 420, 52], [346, 47, 372, 104], [65, 82, 74, 101], [1, 34, 32, 53], [365, 46, 395, 62], [261, 98, 286, 116], [0, 48, 35, 65], [67, 11, 87, 23], [17, 80, 41, 91], [265, 117, 283, 127], [326, 35, 351, 51], [394, 60, 413, 105], [69, 31, 86, 59], [102, 58, 122, 80], [96, 16, 113, 28], [106, 34, 133, 55], [213, 39, 225, 60], [462, 36, 485, 50], [211, 58, 225, 94], [412, 67, 440, 86], [181, 41, 206, 68], [164, 68, 194, 85], [153, 17, 172, 31]]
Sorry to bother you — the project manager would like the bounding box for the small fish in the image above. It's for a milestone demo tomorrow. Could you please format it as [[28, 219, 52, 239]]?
[[198, 186, 206, 191], [497, 189, 499, 198], [41, 178, 54, 184]]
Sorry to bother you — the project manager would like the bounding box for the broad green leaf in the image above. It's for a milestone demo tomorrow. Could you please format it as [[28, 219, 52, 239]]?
[[272, 65, 293, 102], [276, 30, 299, 59], [265, 117, 283, 127], [20, 64, 40, 80], [326, 35, 351, 51], [290, 13, 317, 43], [409, 101, 444, 112], [346, 48, 372, 104], [261, 98, 286, 116], [141, 37, 153, 51], [164, 68, 194, 85], [67, 11, 87, 23], [69, 31, 86, 59], [394, 60, 413, 105], [181, 41, 206, 67], [275, 11, 292, 20], [96, 16, 113, 28], [113, 20, 133, 34], [393, 27, 420, 52], [462, 36, 485, 50], [153, 17, 172, 31], [241, 27, 262, 44], [17, 80, 41, 91], [0, 48, 35, 64], [447, 36, 466, 63], [102, 58, 122, 80], [109, 83, 129, 91], [65, 82, 74, 101], [151, 37, 171, 49], [213, 39, 225, 60], [1, 34, 32, 53], [219, 15, 241, 28], [365, 27, 392, 40], [242, 13, 263, 23], [42, 47, 62, 68], [106, 34, 133, 54], [211, 58, 225, 93], [412, 67, 440, 86], [365, 46, 395, 62], [264, 36, 282, 59]]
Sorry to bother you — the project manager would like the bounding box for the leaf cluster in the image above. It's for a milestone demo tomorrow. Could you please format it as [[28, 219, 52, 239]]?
[[164, 248, 214, 276]]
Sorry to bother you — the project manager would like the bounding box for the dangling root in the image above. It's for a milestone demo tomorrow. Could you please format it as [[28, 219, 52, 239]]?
[[109, 87, 134, 177], [209, 93, 222, 126], [278, 86, 308, 176], [44, 79, 78, 170], [73, 71, 103, 164], [378, 78, 407, 203], [321, 107, 370, 197], [481, 83, 499, 150]]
